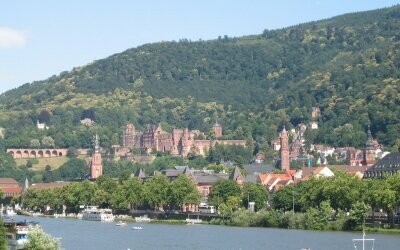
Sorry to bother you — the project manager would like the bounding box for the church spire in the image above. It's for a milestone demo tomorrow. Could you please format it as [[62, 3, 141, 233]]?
[[94, 133, 100, 153]]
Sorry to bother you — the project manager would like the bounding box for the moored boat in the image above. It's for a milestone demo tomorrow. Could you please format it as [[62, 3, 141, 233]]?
[[81, 206, 114, 222], [4, 220, 39, 250], [134, 215, 151, 222]]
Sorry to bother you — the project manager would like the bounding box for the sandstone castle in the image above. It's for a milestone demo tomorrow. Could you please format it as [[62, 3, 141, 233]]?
[[115, 122, 246, 157]]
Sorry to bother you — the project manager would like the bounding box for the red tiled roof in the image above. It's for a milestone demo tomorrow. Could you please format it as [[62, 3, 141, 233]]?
[[0, 178, 19, 186], [1, 186, 22, 196]]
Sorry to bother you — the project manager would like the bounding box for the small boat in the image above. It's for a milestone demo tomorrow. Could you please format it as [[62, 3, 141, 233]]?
[[132, 226, 143, 230], [186, 214, 202, 224], [134, 215, 151, 222], [115, 221, 127, 226]]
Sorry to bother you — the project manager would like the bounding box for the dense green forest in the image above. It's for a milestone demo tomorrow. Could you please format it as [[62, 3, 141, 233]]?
[[0, 5, 399, 154]]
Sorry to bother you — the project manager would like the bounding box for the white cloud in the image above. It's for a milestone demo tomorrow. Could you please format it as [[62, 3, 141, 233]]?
[[0, 27, 27, 49]]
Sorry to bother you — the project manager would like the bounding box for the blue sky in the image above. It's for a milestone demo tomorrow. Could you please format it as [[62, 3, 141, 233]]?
[[0, 0, 399, 94]]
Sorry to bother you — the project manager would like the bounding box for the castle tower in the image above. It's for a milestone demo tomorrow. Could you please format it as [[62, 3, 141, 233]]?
[[279, 126, 290, 171], [363, 125, 375, 166], [90, 134, 103, 179], [213, 121, 222, 139], [122, 124, 136, 147]]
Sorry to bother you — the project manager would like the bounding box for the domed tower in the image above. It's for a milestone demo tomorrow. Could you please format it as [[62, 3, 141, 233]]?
[[280, 126, 290, 171], [90, 134, 103, 179], [363, 125, 375, 166]]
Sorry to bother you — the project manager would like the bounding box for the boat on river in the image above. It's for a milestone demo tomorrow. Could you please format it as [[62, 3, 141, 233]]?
[[132, 226, 143, 230], [134, 215, 151, 222], [186, 214, 202, 224], [81, 206, 114, 222], [4, 220, 39, 250], [115, 221, 127, 226]]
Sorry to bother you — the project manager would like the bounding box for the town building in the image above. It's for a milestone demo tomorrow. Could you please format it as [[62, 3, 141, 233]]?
[[311, 107, 321, 119], [363, 152, 400, 178], [0, 178, 22, 203], [36, 120, 49, 130]]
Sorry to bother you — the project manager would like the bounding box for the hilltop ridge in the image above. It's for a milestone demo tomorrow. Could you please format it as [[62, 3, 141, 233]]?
[[0, 5, 399, 150]]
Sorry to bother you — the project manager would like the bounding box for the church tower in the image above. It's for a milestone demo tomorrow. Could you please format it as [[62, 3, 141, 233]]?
[[90, 134, 103, 179], [280, 126, 290, 171], [363, 125, 375, 166]]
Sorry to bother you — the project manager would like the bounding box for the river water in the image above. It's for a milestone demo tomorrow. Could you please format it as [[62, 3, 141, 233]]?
[[14, 215, 400, 250]]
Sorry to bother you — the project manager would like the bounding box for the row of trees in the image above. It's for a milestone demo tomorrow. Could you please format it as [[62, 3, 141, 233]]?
[[21, 175, 201, 213], [272, 172, 400, 222], [19, 173, 270, 216]]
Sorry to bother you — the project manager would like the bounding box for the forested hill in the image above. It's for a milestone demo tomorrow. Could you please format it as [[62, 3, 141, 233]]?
[[0, 5, 399, 151]]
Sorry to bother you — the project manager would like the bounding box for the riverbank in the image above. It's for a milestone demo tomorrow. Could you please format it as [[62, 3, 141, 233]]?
[[16, 209, 400, 234]]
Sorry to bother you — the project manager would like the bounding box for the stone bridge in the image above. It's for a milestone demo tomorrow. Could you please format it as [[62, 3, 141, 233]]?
[[7, 148, 68, 159]]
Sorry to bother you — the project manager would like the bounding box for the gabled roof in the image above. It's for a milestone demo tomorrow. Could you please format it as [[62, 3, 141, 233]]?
[[244, 174, 260, 184], [329, 165, 369, 174], [162, 166, 195, 181], [229, 166, 243, 181], [243, 164, 275, 174], [193, 173, 228, 185], [133, 168, 146, 179]]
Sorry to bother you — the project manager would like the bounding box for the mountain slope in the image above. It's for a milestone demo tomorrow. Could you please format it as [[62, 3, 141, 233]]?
[[0, 5, 399, 150]]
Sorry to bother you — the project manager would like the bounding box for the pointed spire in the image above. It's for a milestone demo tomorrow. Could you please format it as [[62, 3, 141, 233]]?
[[23, 177, 29, 192], [94, 133, 100, 153], [133, 168, 146, 179], [366, 124, 374, 148], [367, 125, 372, 140]]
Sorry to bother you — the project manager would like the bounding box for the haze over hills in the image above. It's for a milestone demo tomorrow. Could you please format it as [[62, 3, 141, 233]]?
[[0, 5, 399, 150]]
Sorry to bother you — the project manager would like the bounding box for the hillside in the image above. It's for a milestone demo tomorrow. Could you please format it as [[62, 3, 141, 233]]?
[[0, 5, 399, 151]]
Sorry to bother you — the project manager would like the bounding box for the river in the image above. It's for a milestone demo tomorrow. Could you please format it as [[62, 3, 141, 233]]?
[[13, 215, 400, 250]]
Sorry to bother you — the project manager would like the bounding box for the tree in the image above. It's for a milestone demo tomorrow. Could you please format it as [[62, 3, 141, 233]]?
[[208, 180, 241, 207], [24, 226, 61, 250], [143, 174, 169, 210], [0, 218, 6, 249], [67, 147, 78, 158], [351, 201, 369, 226], [57, 158, 88, 180], [30, 139, 41, 149], [82, 108, 95, 121], [168, 174, 201, 209], [63, 181, 96, 212], [243, 183, 268, 211], [41, 136, 55, 148], [38, 110, 51, 124], [112, 177, 143, 210]]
